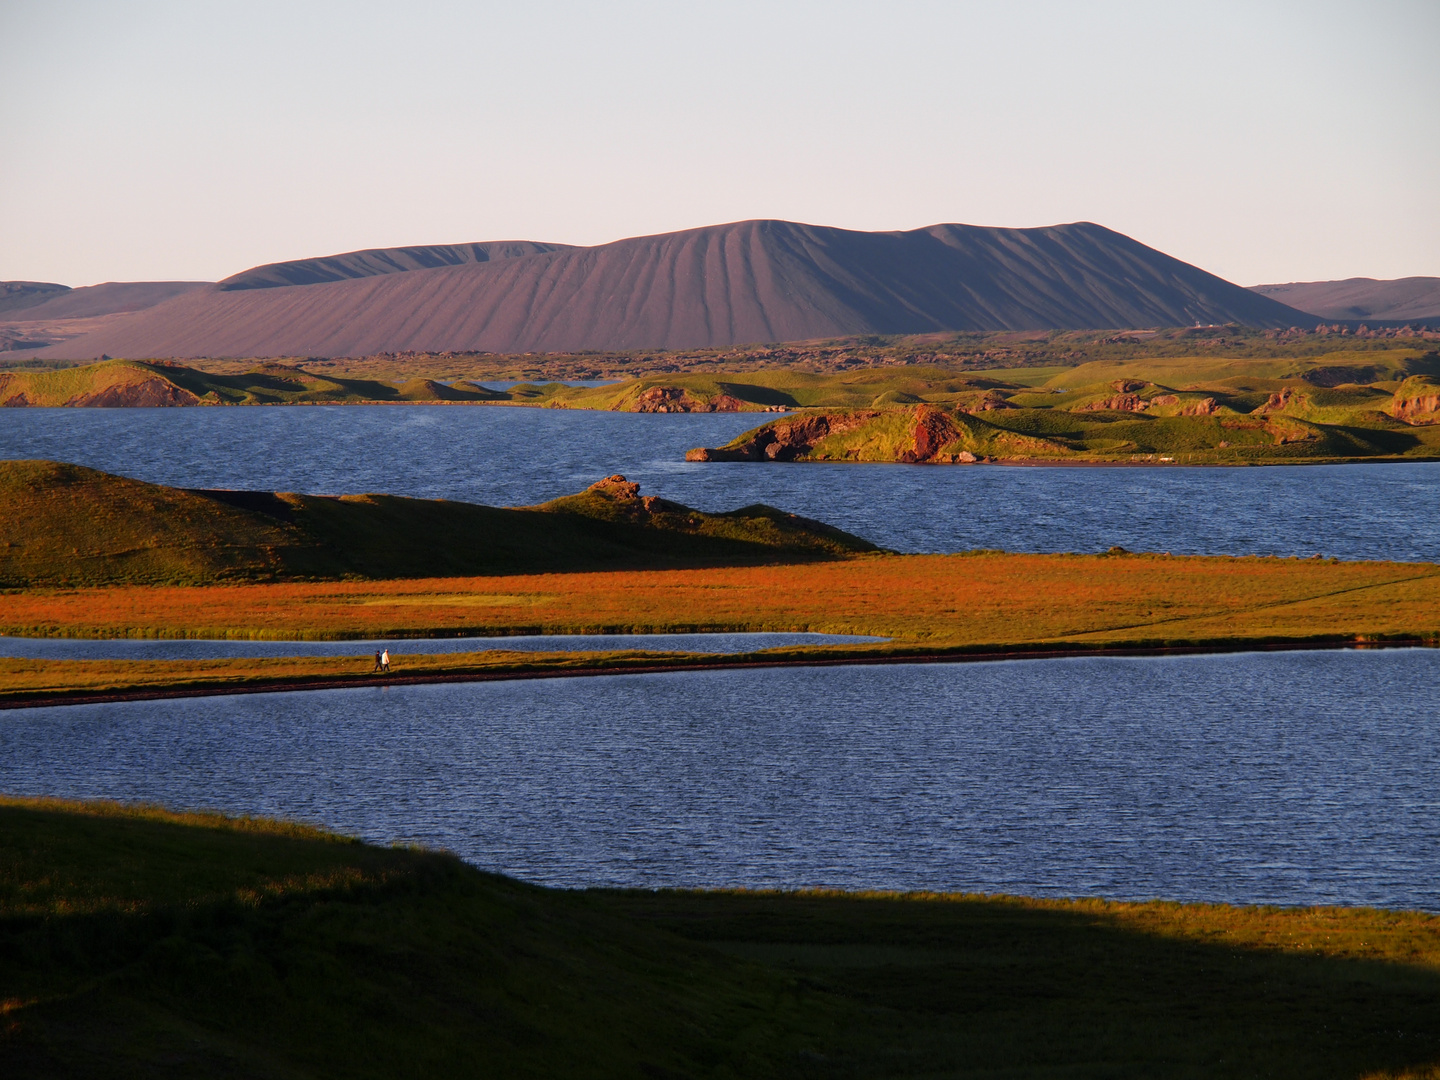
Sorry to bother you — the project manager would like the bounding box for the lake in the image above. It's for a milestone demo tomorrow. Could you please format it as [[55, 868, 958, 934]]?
[[2, 648, 1436, 910], [2, 405, 1439, 559]]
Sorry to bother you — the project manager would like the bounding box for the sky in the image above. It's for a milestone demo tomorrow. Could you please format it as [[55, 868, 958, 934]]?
[[2, 0, 1436, 288]]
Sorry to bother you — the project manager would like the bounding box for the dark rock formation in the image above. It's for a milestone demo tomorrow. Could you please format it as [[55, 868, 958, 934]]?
[[1391, 376, 1440, 424], [629, 386, 747, 413], [1075, 393, 1146, 412], [687, 411, 880, 461], [1255, 387, 1303, 414]]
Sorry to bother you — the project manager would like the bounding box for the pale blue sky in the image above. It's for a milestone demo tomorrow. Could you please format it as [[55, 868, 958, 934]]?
[[2, 0, 1436, 286]]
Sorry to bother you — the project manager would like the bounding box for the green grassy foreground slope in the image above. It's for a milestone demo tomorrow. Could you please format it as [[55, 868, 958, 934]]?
[[3, 799, 1439, 1078], [0, 462, 876, 587]]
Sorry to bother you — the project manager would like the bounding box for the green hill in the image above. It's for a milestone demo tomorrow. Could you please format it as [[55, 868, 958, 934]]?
[[0, 359, 504, 406], [0, 463, 877, 587], [5, 350, 1436, 416], [4, 798, 1440, 1078], [686, 352, 1440, 465]]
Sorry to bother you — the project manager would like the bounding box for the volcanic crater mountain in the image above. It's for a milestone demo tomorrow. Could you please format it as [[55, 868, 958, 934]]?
[[24, 220, 1315, 359]]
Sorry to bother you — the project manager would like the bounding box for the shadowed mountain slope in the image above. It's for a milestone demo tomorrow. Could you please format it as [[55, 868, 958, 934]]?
[[1251, 277, 1440, 322], [32, 220, 1313, 359], [218, 240, 575, 290]]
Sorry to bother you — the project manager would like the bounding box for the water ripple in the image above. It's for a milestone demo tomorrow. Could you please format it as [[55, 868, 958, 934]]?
[[1, 648, 1436, 909]]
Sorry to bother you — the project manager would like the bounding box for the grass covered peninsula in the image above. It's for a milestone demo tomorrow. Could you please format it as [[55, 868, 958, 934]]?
[[3, 549, 1438, 707], [3, 797, 1440, 1078], [1, 457, 1438, 706]]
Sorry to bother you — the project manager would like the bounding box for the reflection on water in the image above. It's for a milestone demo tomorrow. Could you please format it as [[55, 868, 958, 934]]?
[[2, 648, 1436, 909], [0, 631, 881, 660], [2, 406, 1437, 559]]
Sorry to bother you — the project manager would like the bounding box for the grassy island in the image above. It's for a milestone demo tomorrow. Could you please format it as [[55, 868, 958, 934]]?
[[683, 354, 1440, 465]]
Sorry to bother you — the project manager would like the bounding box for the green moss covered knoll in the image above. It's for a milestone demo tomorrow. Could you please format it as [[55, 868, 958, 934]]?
[[0, 461, 876, 587], [393, 377, 505, 402], [0, 361, 206, 407], [0, 359, 505, 406], [5, 798, 1440, 1078]]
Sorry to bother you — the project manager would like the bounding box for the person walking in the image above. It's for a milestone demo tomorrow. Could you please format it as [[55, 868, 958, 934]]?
[[380, 648, 390, 673], [373, 649, 383, 672]]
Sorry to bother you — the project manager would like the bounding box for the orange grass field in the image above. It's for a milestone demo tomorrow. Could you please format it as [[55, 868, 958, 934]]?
[[2, 553, 1438, 706]]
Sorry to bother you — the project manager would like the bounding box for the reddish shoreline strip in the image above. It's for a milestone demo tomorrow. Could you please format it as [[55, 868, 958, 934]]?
[[1, 636, 1432, 711]]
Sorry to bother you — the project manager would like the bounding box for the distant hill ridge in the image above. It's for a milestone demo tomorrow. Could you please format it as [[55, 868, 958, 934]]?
[[25, 219, 1316, 359], [1249, 277, 1440, 323]]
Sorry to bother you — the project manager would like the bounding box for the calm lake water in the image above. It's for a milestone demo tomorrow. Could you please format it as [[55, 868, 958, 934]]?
[[3, 649, 1436, 909], [0, 632, 879, 661], [3, 405, 1438, 559]]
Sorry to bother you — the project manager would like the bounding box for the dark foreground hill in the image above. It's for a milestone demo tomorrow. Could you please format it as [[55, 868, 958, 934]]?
[[4, 798, 1439, 1078], [1250, 277, 1440, 323], [0, 461, 876, 586], [30, 220, 1313, 359]]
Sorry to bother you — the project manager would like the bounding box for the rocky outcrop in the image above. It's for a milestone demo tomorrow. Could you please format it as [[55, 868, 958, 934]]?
[[958, 389, 1014, 414], [1391, 376, 1440, 424], [903, 405, 964, 462], [64, 377, 203, 407], [687, 411, 880, 461], [1254, 386, 1305, 415], [584, 474, 670, 513], [1075, 393, 1146, 412], [631, 386, 747, 413], [1180, 397, 1220, 416]]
